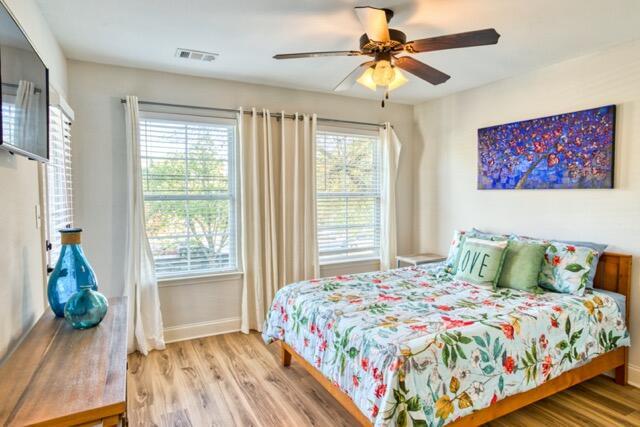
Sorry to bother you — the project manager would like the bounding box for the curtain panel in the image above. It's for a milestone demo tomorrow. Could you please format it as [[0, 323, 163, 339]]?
[[15, 80, 40, 155], [379, 123, 402, 271], [123, 95, 166, 355], [239, 108, 319, 333]]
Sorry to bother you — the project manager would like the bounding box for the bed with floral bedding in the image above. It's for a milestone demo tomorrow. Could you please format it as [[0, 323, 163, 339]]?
[[262, 261, 630, 427]]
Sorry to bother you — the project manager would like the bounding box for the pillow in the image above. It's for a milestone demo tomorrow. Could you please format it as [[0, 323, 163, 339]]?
[[498, 240, 547, 293], [539, 242, 599, 296], [559, 240, 607, 289], [509, 234, 549, 245], [512, 234, 607, 289], [470, 228, 509, 241], [455, 238, 508, 288], [444, 230, 468, 274]]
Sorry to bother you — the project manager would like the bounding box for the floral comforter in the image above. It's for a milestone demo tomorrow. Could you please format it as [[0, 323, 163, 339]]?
[[262, 264, 630, 426]]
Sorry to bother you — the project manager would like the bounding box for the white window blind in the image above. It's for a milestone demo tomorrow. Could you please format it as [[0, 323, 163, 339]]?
[[1, 100, 16, 145], [316, 128, 381, 264], [47, 106, 73, 265], [139, 113, 238, 278]]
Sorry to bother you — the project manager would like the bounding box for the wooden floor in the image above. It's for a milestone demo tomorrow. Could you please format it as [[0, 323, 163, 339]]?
[[128, 332, 640, 426]]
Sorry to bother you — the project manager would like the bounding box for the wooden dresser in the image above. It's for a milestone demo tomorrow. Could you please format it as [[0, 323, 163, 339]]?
[[0, 297, 128, 426]]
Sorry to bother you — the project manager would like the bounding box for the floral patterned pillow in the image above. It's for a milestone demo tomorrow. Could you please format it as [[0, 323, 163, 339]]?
[[444, 230, 468, 274], [538, 242, 598, 296]]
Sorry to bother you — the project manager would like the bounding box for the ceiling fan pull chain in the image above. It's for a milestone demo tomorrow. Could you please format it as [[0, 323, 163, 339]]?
[[380, 89, 389, 108]]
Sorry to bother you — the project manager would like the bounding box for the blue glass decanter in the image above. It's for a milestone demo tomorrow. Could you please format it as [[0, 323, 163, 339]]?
[[64, 283, 109, 329], [47, 228, 98, 317]]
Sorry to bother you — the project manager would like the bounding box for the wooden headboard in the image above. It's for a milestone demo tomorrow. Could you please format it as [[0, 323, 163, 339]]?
[[593, 252, 632, 324]]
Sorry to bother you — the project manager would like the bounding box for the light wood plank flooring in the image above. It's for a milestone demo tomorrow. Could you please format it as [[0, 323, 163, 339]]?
[[128, 332, 640, 426]]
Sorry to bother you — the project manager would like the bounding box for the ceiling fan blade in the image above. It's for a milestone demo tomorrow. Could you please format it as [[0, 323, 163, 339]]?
[[354, 6, 390, 42], [273, 51, 362, 60], [394, 56, 450, 85], [334, 61, 375, 91], [406, 28, 500, 53]]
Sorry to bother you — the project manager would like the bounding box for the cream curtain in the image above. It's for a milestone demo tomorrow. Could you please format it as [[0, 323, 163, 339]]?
[[379, 123, 402, 271], [123, 95, 166, 355], [239, 108, 319, 333]]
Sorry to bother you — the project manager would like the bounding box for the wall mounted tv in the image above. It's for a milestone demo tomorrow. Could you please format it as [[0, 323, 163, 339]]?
[[0, 1, 49, 162]]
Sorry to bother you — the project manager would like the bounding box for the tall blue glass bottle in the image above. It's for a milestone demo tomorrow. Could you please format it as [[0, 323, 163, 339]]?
[[47, 228, 98, 317]]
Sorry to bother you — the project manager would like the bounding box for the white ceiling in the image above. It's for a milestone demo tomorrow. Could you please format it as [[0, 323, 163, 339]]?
[[36, 0, 640, 104]]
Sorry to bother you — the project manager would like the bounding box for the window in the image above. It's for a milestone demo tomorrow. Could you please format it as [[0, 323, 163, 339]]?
[[316, 127, 381, 264], [139, 112, 238, 278], [47, 106, 74, 265]]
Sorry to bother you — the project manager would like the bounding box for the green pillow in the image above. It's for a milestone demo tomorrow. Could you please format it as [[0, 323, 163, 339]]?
[[498, 240, 547, 293], [455, 238, 508, 288], [445, 229, 507, 274]]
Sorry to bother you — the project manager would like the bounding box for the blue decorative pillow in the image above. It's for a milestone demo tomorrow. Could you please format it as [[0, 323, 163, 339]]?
[[471, 228, 509, 241], [444, 230, 468, 274]]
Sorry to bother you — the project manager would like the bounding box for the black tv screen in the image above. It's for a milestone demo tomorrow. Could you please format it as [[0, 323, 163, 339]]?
[[0, 1, 49, 162]]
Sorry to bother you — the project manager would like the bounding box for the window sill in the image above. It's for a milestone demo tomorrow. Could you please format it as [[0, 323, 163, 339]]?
[[158, 270, 243, 288], [320, 256, 380, 268]]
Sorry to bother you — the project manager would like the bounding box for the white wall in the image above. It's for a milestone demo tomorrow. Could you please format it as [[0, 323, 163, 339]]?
[[413, 39, 640, 385], [67, 60, 414, 340], [0, 0, 68, 361]]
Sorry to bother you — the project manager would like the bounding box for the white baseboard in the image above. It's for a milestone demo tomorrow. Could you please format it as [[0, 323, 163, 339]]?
[[629, 363, 640, 388], [163, 317, 241, 344]]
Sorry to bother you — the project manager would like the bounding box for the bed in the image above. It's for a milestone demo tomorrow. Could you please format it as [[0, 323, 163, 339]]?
[[263, 252, 631, 426]]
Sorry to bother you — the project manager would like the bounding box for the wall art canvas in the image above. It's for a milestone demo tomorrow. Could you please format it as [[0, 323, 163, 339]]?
[[477, 105, 615, 189]]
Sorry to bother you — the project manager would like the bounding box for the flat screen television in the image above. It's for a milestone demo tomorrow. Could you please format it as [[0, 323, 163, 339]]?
[[0, 1, 49, 162]]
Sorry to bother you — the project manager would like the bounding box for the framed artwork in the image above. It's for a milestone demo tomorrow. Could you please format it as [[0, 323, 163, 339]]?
[[477, 105, 615, 189]]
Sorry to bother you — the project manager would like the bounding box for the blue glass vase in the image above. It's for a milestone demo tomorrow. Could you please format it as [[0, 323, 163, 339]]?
[[47, 228, 98, 317], [64, 283, 109, 329]]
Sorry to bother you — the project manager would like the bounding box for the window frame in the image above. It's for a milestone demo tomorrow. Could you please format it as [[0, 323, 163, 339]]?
[[45, 104, 74, 270], [315, 125, 382, 265], [138, 110, 242, 280]]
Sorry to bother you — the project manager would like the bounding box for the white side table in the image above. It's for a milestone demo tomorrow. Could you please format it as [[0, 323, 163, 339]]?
[[396, 253, 446, 268]]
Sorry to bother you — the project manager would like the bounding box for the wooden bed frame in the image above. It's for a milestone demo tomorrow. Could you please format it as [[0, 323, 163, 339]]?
[[278, 252, 632, 426]]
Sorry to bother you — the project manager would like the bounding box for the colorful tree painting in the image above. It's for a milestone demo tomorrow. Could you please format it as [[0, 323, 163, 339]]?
[[478, 106, 615, 189]]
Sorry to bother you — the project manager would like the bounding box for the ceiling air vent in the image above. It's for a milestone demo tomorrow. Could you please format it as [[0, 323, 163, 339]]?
[[175, 48, 218, 62]]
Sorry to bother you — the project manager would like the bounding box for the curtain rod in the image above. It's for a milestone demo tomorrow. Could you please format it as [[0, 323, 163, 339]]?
[[119, 99, 388, 129]]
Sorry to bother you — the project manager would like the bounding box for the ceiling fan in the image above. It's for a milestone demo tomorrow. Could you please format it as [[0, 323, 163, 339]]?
[[273, 6, 500, 106]]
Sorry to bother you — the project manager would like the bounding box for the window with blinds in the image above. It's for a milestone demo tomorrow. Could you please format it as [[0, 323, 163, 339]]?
[[316, 128, 381, 264], [47, 106, 74, 265], [139, 113, 238, 278]]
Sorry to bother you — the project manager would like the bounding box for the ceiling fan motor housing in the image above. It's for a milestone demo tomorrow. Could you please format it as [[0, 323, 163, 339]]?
[[359, 29, 407, 52]]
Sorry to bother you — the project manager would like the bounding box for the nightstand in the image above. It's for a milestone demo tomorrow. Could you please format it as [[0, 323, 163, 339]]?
[[396, 253, 446, 268]]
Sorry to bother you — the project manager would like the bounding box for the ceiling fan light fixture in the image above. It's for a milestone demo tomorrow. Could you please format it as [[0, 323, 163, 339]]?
[[356, 67, 377, 91], [387, 67, 408, 90], [371, 59, 395, 86]]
